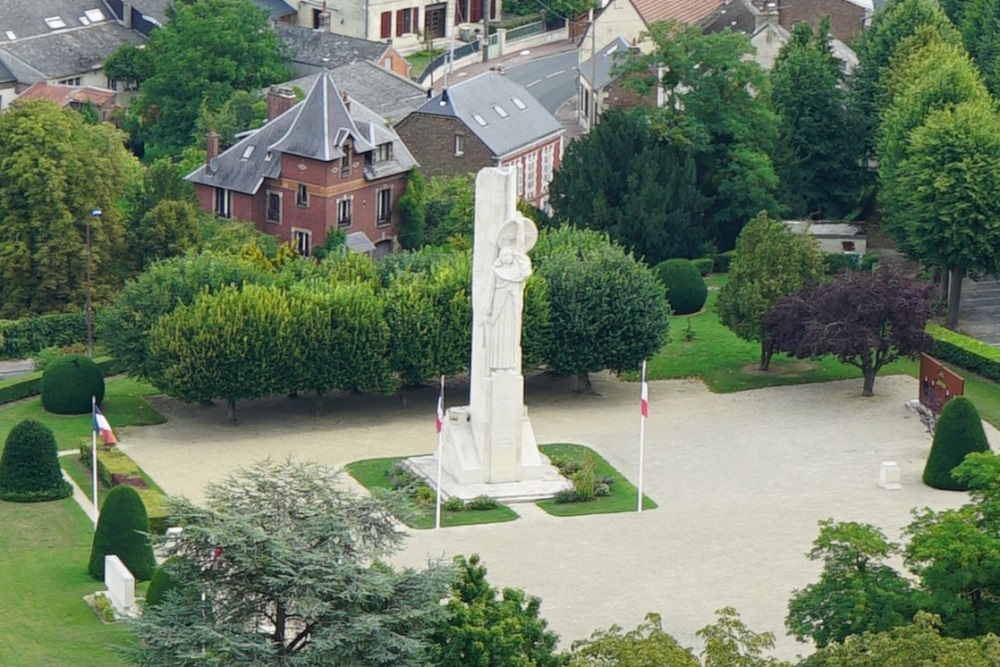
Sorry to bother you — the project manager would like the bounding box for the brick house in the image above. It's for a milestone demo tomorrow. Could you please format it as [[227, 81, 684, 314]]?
[[186, 73, 417, 258], [766, 0, 872, 45], [394, 72, 564, 210]]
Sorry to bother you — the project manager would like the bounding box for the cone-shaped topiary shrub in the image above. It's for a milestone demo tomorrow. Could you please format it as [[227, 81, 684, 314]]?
[[145, 560, 181, 608], [923, 396, 991, 491], [654, 259, 708, 315], [89, 485, 156, 581], [41, 354, 104, 415], [0, 419, 71, 502]]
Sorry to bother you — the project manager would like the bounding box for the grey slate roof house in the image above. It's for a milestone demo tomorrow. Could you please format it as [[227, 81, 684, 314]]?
[[274, 22, 410, 78], [187, 72, 417, 257], [394, 71, 565, 209]]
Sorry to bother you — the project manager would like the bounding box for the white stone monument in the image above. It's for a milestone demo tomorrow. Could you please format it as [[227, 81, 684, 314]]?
[[104, 554, 136, 616], [406, 168, 569, 501]]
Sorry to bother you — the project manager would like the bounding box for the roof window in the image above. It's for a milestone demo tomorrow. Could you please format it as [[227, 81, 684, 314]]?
[[4, 31, 15, 41], [44, 16, 67, 30], [493, 105, 509, 119], [84, 8, 106, 22], [511, 96, 527, 110], [472, 112, 488, 127], [241, 145, 255, 160]]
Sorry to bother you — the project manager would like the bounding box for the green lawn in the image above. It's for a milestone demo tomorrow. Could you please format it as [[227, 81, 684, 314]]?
[[405, 48, 445, 78], [0, 377, 164, 667], [345, 456, 519, 528], [537, 444, 656, 516]]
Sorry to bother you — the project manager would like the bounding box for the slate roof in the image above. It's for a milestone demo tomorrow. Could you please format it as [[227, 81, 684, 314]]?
[[129, 0, 173, 25], [1, 0, 112, 40], [412, 72, 564, 158], [283, 62, 426, 123], [2, 21, 144, 80], [254, 0, 297, 19], [631, 0, 723, 26], [275, 22, 389, 69], [700, 0, 756, 34], [0, 61, 14, 84], [188, 72, 416, 194], [579, 36, 634, 89]]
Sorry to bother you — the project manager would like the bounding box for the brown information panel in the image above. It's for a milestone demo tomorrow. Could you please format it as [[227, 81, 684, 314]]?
[[919, 352, 965, 413]]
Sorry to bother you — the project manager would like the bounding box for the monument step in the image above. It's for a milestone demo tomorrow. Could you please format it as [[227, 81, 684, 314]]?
[[403, 455, 572, 505]]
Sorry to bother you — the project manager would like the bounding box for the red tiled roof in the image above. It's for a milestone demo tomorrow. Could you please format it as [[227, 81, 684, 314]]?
[[632, 0, 723, 25], [16, 83, 116, 107]]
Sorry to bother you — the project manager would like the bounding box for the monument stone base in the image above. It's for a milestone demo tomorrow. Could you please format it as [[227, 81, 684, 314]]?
[[404, 449, 571, 504]]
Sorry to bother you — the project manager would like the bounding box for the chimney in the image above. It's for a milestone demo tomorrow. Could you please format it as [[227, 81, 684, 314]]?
[[123, 0, 132, 29], [754, 1, 779, 32], [341, 90, 350, 112], [266, 85, 296, 121], [205, 131, 219, 174]]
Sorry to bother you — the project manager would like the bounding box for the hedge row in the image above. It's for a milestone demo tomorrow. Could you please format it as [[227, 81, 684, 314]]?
[[79, 441, 168, 534], [928, 323, 1000, 384], [0, 357, 120, 407], [0, 312, 87, 359]]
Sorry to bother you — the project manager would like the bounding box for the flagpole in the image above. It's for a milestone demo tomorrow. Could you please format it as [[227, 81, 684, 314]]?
[[435, 376, 445, 530], [91, 395, 98, 529], [638, 361, 647, 513]]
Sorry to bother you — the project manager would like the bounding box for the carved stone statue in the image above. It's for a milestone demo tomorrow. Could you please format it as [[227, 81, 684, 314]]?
[[485, 218, 534, 372]]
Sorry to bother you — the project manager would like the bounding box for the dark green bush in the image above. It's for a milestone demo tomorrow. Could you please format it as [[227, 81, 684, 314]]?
[[0, 312, 87, 359], [654, 259, 708, 315], [89, 485, 156, 581], [823, 252, 862, 274], [466, 495, 499, 511], [923, 397, 991, 491], [443, 497, 465, 512], [692, 258, 714, 276], [40, 354, 105, 415], [0, 356, 120, 407], [552, 489, 578, 504], [572, 452, 598, 502], [861, 253, 880, 271], [0, 420, 71, 502], [929, 323, 1000, 384], [145, 562, 181, 608], [713, 250, 736, 273]]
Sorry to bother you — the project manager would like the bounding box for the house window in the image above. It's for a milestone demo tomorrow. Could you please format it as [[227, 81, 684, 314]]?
[[266, 191, 281, 224], [396, 8, 412, 36], [296, 184, 308, 207], [293, 229, 312, 257], [381, 11, 392, 38], [338, 198, 353, 227], [541, 144, 555, 193], [57, 76, 82, 87], [376, 187, 392, 226], [515, 160, 524, 197], [376, 142, 393, 162], [454, 134, 464, 156], [341, 145, 351, 178], [524, 151, 537, 200], [214, 187, 231, 219]]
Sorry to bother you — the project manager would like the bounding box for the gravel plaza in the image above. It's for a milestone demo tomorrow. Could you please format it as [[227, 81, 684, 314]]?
[[119, 372, 998, 661]]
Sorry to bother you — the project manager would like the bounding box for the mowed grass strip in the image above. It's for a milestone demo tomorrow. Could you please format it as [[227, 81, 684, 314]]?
[[537, 444, 656, 516], [345, 456, 519, 529]]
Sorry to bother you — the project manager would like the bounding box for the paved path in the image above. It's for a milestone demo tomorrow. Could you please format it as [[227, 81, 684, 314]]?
[[118, 372, 996, 661], [0, 359, 33, 381], [58, 449, 97, 526]]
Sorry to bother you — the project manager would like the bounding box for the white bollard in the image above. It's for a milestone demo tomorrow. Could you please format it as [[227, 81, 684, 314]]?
[[879, 461, 902, 490]]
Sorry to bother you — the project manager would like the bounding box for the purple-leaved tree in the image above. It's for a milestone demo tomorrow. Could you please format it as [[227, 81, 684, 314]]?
[[764, 261, 933, 396]]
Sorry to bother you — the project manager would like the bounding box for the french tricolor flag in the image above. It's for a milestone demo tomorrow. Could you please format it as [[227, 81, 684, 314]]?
[[93, 405, 117, 446], [436, 395, 444, 434], [640, 361, 649, 418]]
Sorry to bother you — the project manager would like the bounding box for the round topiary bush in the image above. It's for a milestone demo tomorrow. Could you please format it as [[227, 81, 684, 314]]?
[[40, 354, 105, 415], [0, 419, 71, 502], [655, 259, 708, 315], [923, 396, 991, 491], [145, 561, 181, 608], [89, 485, 156, 581]]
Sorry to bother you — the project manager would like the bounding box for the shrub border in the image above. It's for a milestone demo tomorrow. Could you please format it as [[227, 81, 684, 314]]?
[[928, 323, 1000, 384], [0, 357, 121, 407], [78, 441, 168, 534]]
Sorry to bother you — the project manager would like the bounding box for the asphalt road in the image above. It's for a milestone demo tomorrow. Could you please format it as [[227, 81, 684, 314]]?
[[504, 51, 578, 115]]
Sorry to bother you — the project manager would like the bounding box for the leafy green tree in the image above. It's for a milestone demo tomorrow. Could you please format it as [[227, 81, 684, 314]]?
[[424, 174, 475, 247], [883, 100, 1000, 327], [127, 200, 201, 274], [803, 612, 1000, 667], [431, 554, 567, 667], [697, 607, 791, 667], [397, 170, 426, 249], [123, 458, 453, 666], [716, 212, 824, 370], [923, 396, 991, 490], [136, 0, 289, 152], [533, 226, 669, 392], [103, 43, 148, 90], [786, 520, 918, 648], [770, 20, 866, 219], [89, 485, 156, 581], [549, 110, 705, 264], [569, 613, 699, 667], [853, 0, 961, 155], [618, 21, 781, 249], [0, 420, 72, 502], [195, 90, 267, 151], [0, 100, 140, 317], [147, 284, 297, 422], [958, 0, 1000, 96]]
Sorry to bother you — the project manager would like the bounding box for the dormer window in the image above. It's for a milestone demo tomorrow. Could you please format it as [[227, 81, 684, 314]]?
[[376, 142, 393, 162]]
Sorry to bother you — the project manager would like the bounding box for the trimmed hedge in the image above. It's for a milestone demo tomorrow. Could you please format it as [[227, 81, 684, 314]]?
[[923, 396, 991, 491], [80, 441, 168, 534], [713, 250, 735, 273], [40, 355, 105, 415], [145, 561, 181, 608], [928, 323, 1000, 384], [0, 312, 87, 359], [692, 257, 714, 276], [0, 420, 72, 502], [89, 485, 156, 581], [0, 356, 119, 407], [655, 259, 708, 315]]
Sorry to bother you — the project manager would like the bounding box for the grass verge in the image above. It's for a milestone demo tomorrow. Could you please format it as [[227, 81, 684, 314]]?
[[345, 456, 519, 529], [405, 48, 446, 78], [537, 444, 656, 516]]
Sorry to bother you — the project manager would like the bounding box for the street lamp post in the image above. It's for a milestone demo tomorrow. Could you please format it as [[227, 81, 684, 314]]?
[[87, 209, 101, 357]]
